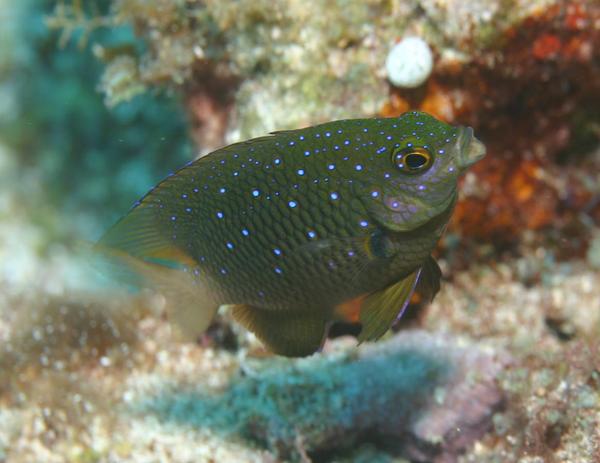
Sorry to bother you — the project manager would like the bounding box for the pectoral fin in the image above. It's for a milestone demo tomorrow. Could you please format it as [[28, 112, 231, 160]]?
[[358, 256, 442, 343], [231, 305, 328, 357], [358, 269, 420, 343]]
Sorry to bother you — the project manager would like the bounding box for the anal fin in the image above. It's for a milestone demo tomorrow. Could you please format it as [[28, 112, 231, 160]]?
[[231, 305, 328, 357]]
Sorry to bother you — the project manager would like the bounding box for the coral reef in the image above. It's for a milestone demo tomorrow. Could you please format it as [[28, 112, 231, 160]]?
[[1, 0, 599, 462], [47, 0, 555, 143], [48, 0, 600, 251]]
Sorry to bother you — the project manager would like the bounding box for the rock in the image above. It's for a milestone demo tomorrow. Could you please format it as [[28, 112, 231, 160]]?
[[386, 37, 434, 88]]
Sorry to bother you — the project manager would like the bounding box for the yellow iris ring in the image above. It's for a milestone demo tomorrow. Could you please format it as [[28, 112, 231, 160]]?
[[393, 146, 433, 174]]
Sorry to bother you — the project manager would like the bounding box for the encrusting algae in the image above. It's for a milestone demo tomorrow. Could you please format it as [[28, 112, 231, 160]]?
[[99, 111, 485, 356]]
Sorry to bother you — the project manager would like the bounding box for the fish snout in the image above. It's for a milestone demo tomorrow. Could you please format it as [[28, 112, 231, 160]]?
[[456, 126, 486, 171]]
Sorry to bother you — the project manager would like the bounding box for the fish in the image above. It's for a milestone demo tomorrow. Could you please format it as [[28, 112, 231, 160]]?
[[98, 111, 486, 357]]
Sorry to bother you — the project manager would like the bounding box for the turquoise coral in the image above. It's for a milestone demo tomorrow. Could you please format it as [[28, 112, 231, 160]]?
[[139, 331, 506, 461]]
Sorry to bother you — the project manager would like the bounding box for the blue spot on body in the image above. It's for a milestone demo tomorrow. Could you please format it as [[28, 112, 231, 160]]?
[[307, 230, 317, 239], [185, 207, 192, 213], [355, 164, 364, 171], [252, 189, 261, 197], [325, 131, 331, 137], [170, 216, 177, 221], [273, 248, 282, 256], [330, 192, 339, 200], [274, 266, 283, 275], [327, 163, 336, 171], [226, 242, 234, 250], [304, 150, 311, 157], [220, 267, 228, 275], [274, 158, 281, 165], [359, 220, 369, 228], [219, 187, 227, 194], [297, 169, 305, 176], [371, 191, 380, 198], [181, 194, 188, 199], [241, 228, 250, 236], [289, 141, 296, 146], [288, 200, 298, 208], [193, 188, 199, 193], [216, 211, 224, 219]]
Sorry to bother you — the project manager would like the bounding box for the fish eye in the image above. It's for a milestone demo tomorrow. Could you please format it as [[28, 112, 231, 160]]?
[[392, 147, 433, 174]]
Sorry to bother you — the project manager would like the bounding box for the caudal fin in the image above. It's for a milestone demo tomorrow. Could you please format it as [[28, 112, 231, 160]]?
[[96, 202, 218, 341]]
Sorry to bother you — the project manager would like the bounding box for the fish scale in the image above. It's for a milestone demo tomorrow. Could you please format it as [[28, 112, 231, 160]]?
[[99, 111, 486, 356]]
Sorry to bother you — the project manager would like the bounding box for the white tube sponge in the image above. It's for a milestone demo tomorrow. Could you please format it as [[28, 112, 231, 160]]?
[[385, 36, 434, 88]]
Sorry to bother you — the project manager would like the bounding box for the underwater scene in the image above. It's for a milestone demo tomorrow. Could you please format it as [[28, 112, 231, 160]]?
[[1, 1, 599, 462]]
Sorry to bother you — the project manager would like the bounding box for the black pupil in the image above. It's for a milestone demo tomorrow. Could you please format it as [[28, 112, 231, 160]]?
[[405, 153, 428, 169]]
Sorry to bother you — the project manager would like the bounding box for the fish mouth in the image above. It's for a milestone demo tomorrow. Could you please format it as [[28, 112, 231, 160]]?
[[456, 126, 486, 171]]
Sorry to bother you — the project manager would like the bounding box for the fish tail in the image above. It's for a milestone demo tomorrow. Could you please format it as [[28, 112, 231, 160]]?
[[95, 203, 219, 341]]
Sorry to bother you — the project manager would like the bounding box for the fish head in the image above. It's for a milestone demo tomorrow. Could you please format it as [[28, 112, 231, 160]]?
[[360, 111, 486, 232]]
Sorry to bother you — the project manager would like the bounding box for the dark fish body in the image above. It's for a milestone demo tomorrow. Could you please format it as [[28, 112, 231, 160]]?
[[100, 111, 485, 356]]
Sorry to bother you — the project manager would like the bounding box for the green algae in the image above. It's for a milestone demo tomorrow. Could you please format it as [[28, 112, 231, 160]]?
[[140, 346, 449, 460]]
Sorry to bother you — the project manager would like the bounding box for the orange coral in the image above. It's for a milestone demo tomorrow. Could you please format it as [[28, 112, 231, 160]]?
[[381, 0, 600, 248], [532, 34, 562, 60]]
